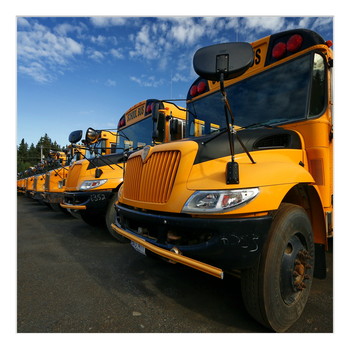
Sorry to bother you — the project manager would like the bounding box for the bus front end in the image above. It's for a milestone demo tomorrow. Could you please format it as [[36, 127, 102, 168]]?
[[112, 29, 333, 332]]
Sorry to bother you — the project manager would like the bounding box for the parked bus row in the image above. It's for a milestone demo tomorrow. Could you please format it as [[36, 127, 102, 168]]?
[[18, 29, 333, 332]]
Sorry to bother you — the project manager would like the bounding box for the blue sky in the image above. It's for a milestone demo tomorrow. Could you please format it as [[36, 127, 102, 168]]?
[[17, 16, 333, 147]]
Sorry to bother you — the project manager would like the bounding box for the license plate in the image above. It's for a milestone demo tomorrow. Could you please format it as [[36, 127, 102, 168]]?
[[131, 240, 146, 255]]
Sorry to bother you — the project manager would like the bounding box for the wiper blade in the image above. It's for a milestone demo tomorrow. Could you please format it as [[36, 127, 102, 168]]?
[[201, 127, 228, 145], [241, 118, 291, 129]]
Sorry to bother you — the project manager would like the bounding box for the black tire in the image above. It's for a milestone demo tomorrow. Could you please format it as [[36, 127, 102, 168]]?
[[50, 203, 70, 215], [241, 203, 314, 332], [105, 192, 129, 243], [80, 210, 105, 227]]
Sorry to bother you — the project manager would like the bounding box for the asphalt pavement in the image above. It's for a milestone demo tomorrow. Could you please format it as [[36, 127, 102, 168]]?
[[17, 195, 333, 333]]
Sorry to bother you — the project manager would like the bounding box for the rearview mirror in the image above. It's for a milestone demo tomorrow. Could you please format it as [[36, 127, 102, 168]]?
[[193, 42, 254, 81], [69, 130, 83, 144], [85, 127, 100, 144]]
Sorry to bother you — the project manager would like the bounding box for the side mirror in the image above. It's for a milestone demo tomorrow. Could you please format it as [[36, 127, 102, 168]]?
[[193, 42, 254, 81], [85, 127, 100, 144], [170, 118, 178, 136], [151, 101, 161, 141], [69, 130, 83, 144]]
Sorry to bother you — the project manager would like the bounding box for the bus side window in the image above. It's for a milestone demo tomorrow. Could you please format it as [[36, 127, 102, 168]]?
[[309, 53, 327, 118], [110, 143, 117, 154], [124, 140, 133, 151], [170, 118, 185, 141], [194, 119, 205, 137]]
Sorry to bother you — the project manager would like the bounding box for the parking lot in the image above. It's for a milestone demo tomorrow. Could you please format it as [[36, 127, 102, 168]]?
[[17, 195, 333, 333]]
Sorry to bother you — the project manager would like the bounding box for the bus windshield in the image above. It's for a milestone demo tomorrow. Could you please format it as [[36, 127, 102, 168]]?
[[117, 116, 155, 151], [187, 53, 325, 136]]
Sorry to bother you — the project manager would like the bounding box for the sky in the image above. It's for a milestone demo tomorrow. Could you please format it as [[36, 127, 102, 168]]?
[[17, 16, 333, 148]]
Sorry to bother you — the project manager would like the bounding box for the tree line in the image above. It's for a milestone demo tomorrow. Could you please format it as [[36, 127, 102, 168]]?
[[17, 133, 63, 173]]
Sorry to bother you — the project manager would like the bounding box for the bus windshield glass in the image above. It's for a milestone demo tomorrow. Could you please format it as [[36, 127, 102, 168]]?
[[117, 116, 155, 151], [187, 53, 319, 136]]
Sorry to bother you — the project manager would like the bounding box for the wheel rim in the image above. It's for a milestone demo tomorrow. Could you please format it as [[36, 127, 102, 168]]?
[[280, 234, 313, 305]]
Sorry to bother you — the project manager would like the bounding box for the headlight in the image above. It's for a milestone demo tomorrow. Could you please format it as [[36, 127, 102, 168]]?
[[79, 179, 107, 190], [182, 188, 259, 213]]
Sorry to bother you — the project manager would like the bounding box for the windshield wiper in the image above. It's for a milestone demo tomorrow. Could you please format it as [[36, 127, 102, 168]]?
[[241, 118, 291, 129], [201, 127, 228, 145]]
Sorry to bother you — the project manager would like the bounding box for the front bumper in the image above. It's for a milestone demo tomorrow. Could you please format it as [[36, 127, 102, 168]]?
[[114, 203, 273, 272], [61, 190, 113, 213], [42, 192, 64, 204]]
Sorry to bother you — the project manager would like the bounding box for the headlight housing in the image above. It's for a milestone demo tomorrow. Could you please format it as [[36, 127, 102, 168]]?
[[79, 179, 107, 190], [182, 188, 259, 213]]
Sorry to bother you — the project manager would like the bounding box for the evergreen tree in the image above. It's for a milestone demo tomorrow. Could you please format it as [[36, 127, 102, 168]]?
[[17, 134, 63, 173]]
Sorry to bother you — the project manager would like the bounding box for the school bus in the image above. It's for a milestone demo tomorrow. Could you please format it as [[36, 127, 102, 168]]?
[[31, 163, 47, 202], [17, 173, 27, 194], [42, 147, 85, 211], [111, 29, 333, 332], [61, 99, 186, 238]]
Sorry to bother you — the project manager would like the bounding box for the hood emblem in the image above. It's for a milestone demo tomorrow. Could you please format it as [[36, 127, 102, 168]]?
[[141, 145, 151, 162]]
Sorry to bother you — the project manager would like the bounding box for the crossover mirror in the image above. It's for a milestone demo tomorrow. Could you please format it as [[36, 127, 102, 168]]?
[[85, 127, 100, 144], [68, 130, 83, 144], [193, 42, 254, 81]]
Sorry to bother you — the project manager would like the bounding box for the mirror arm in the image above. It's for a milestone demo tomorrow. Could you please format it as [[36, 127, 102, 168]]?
[[219, 73, 256, 166]]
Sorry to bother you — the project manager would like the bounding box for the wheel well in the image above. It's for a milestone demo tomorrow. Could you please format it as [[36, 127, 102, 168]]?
[[282, 184, 327, 279], [282, 184, 326, 246], [112, 182, 123, 193]]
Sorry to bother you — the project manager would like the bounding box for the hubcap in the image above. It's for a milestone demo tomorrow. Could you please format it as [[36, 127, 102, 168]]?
[[280, 234, 313, 305]]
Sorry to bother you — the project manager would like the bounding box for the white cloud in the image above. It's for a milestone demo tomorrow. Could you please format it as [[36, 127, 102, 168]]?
[[54, 23, 85, 36], [129, 24, 160, 60], [311, 17, 333, 31], [88, 50, 104, 61], [18, 62, 51, 83], [90, 35, 106, 45], [110, 48, 124, 59], [105, 79, 116, 87], [17, 17, 30, 28], [90, 17, 127, 27], [243, 17, 286, 32], [17, 19, 83, 83], [170, 17, 205, 45], [130, 75, 164, 88], [171, 72, 189, 83]]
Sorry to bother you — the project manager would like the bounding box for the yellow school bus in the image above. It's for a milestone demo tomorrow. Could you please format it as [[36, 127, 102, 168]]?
[[61, 99, 186, 238], [42, 147, 86, 211], [112, 29, 333, 332]]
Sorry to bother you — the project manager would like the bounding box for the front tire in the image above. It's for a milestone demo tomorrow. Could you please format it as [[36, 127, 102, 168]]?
[[105, 192, 129, 243], [241, 203, 314, 332]]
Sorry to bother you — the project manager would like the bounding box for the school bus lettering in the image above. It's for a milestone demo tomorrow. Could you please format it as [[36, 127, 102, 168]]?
[[112, 29, 333, 332], [254, 47, 261, 65], [126, 104, 146, 122]]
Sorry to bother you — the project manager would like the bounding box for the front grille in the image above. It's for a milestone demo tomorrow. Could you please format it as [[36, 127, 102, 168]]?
[[33, 177, 38, 191], [124, 151, 180, 203], [44, 174, 50, 191], [65, 164, 82, 188]]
